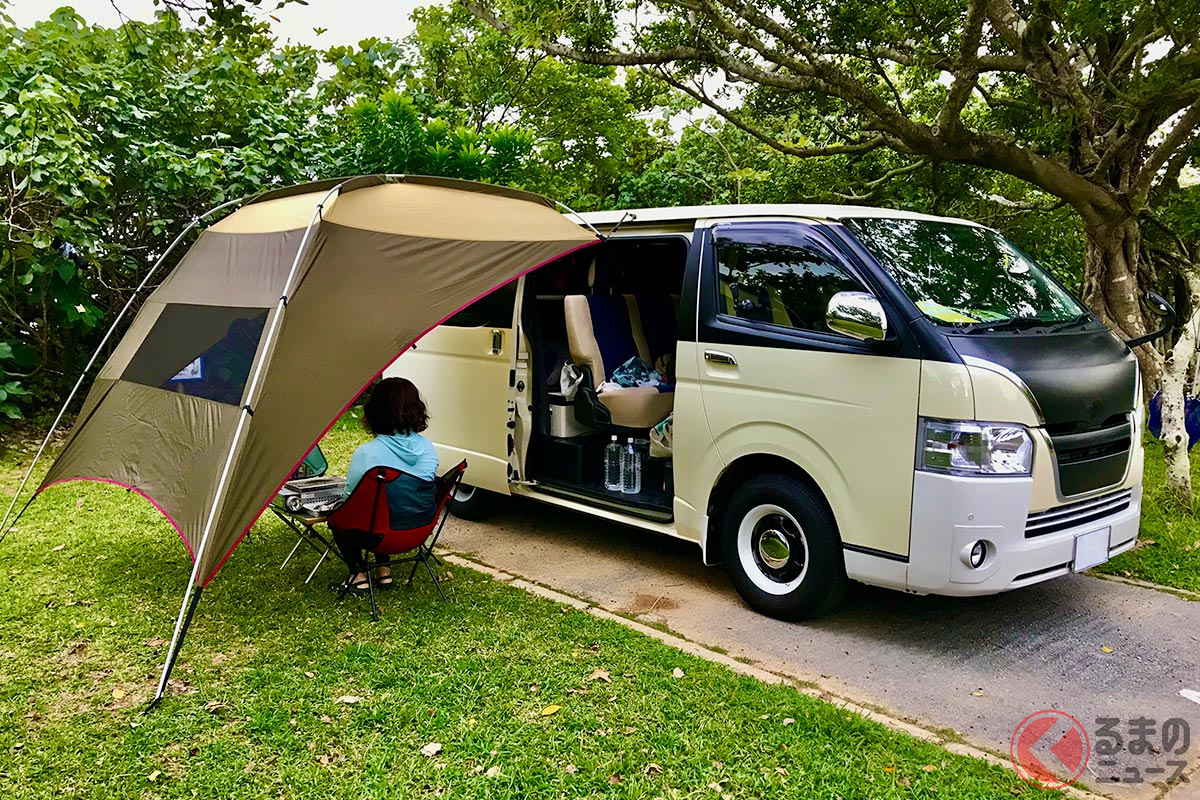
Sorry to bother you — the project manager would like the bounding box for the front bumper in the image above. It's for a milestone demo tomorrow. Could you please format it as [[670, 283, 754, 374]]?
[[905, 470, 1142, 596]]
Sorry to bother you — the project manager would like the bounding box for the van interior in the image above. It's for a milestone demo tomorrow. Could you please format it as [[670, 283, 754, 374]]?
[[521, 235, 688, 520]]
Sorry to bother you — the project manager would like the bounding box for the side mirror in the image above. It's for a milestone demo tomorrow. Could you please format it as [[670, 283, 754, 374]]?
[[826, 291, 888, 342], [1125, 291, 1176, 348]]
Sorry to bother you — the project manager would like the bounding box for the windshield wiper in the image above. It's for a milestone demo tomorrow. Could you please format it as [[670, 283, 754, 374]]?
[[956, 313, 1094, 334], [956, 316, 1051, 334], [1047, 313, 1095, 331]]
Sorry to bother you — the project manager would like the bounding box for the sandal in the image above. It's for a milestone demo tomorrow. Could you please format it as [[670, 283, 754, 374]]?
[[375, 571, 394, 590], [332, 578, 371, 597]]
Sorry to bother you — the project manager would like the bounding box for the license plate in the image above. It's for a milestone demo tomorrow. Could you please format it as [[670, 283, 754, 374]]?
[[1072, 527, 1111, 572]]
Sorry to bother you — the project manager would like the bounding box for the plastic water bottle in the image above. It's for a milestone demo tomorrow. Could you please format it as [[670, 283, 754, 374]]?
[[604, 435, 623, 492], [621, 437, 642, 494]]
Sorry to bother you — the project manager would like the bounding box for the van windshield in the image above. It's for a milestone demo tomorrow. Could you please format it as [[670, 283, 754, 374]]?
[[844, 218, 1088, 331]]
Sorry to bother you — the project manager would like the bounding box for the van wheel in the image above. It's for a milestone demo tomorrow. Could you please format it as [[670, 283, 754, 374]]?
[[720, 474, 847, 620], [449, 483, 500, 521]]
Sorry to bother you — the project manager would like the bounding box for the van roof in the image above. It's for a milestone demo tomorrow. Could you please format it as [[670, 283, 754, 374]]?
[[573, 204, 983, 228]]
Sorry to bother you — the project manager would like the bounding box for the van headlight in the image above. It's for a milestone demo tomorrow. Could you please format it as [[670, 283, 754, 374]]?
[[919, 419, 1033, 476]]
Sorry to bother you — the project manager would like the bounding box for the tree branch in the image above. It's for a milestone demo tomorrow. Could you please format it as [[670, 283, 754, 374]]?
[[656, 70, 890, 158], [1133, 101, 1200, 207]]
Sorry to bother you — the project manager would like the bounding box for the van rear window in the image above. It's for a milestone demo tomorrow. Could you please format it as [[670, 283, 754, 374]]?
[[443, 283, 518, 328]]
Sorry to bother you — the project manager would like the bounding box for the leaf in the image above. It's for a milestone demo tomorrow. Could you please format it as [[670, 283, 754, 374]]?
[[586, 667, 611, 683], [304, 671, 315, 678], [671, 667, 685, 678], [882, 765, 895, 773], [147, 770, 161, 782], [782, 717, 795, 725], [607, 774, 622, 785], [204, 700, 227, 713], [76, 498, 85, 507], [540, 704, 562, 716], [335, 695, 361, 704], [922, 764, 938, 772], [564, 764, 578, 774], [485, 766, 501, 778], [645, 762, 663, 774], [112, 688, 125, 700], [51, 544, 66, 552], [971, 691, 984, 697], [1100, 645, 1114, 653], [420, 742, 442, 758]]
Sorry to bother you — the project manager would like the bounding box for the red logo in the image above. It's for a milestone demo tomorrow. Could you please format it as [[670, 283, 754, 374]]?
[[1010, 710, 1091, 789]]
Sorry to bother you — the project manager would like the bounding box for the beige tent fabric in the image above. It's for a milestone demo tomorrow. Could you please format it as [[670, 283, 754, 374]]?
[[201, 224, 595, 582], [41, 382, 240, 554], [38, 176, 597, 587], [327, 183, 577, 241]]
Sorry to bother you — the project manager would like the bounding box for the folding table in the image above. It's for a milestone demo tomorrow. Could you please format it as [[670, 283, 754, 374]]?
[[272, 507, 344, 583]]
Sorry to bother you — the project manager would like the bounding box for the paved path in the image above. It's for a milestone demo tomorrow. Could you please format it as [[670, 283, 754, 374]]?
[[441, 497, 1200, 798]]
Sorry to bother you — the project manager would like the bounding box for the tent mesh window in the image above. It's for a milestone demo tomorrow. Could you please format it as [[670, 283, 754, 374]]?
[[121, 303, 269, 405]]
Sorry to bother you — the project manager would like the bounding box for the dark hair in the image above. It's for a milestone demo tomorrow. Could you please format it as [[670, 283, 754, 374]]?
[[363, 377, 429, 436]]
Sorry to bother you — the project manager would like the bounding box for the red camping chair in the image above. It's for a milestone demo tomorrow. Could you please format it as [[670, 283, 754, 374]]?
[[327, 460, 466, 620]]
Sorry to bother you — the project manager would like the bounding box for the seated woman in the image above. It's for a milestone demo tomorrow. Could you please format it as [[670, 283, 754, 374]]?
[[331, 377, 439, 595]]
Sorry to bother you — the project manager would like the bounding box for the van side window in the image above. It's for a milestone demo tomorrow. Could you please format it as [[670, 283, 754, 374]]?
[[715, 232, 865, 335], [444, 283, 517, 327]]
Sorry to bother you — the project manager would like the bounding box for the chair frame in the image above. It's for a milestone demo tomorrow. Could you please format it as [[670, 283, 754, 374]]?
[[329, 460, 466, 621]]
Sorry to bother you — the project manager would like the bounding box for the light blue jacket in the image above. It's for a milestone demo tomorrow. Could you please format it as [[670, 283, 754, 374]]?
[[343, 433, 440, 529]]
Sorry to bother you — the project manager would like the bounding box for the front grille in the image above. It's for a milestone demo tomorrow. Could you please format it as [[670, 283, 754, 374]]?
[[1048, 416, 1132, 496], [1025, 488, 1133, 538]]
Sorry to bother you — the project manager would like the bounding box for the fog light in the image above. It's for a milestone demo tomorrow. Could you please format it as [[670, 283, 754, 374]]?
[[969, 541, 986, 568]]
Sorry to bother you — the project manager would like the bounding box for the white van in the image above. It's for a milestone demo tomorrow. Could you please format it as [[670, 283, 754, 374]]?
[[387, 205, 1144, 619]]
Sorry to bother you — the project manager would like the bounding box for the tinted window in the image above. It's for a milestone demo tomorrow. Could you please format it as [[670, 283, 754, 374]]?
[[122, 303, 268, 405], [444, 283, 517, 327], [715, 228, 865, 335]]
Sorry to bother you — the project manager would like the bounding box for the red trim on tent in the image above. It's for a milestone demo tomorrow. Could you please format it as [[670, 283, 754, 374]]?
[[200, 239, 601, 586], [38, 476, 195, 560]]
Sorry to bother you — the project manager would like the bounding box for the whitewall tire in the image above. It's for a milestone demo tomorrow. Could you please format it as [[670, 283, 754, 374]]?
[[720, 474, 847, 620]]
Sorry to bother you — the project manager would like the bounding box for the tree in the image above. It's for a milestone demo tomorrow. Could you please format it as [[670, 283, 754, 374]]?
[[0, 8, 334, 422], [338, 91, 539, 184], [467, 0, 1200, 495], [403, 4, 670, 207]]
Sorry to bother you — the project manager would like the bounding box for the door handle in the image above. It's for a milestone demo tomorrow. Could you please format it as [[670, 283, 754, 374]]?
[[490, 329, 503, 355], [704, 350, 737, 366]]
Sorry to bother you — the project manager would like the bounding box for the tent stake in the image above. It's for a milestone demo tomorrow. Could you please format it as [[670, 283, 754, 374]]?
[[147, 585, 203, 711], [0, 195, 249, 541]]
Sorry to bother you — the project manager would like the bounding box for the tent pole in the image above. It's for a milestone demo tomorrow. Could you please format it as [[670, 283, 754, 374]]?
[[554, 199, 605, 240], [0, 195, 250, 540], [151, 181, 346, 705], [147, 585, 203, 710]]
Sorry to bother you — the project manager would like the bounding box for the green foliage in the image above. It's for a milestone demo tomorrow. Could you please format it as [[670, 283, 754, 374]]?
[[345, 91, 537, 184], [401, 4, 667, 208], [0, 9, 334, 421], [0, 5, 673, 425]]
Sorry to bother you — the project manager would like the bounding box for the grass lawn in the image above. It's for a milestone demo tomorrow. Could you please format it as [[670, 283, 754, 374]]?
[[1096, 437, 1200, 593], [0, 417, 1048, 799]]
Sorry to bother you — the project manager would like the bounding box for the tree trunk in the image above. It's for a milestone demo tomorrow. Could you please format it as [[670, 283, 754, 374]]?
[[1080, 213, 1195, 500], [1158, 269, 1200, 503], [1081, 214, 1162, 392]]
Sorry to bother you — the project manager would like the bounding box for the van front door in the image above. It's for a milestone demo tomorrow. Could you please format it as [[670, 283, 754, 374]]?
[[384, 283, 518, 494], [696, 219, 921, 564]]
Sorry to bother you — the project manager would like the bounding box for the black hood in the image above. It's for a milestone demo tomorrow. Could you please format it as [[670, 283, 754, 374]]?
[[947, 327, 1137, 430]]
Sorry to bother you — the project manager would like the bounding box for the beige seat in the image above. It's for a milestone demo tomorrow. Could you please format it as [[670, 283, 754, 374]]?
[[564, 294, 674, 429]]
